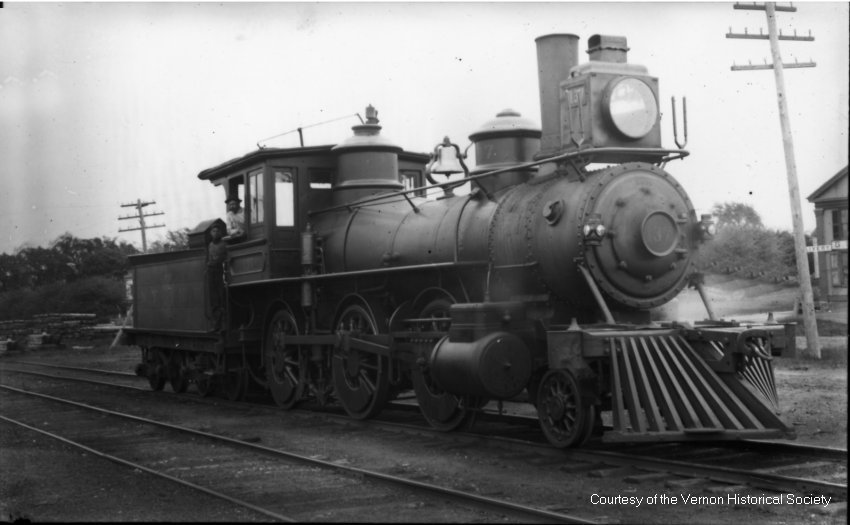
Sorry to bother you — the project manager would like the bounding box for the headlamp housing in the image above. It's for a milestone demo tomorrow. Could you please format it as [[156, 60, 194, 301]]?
[[603, 77, 659, 140]]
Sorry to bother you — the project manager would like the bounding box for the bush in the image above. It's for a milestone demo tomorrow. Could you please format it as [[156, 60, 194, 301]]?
[[695, 225, 807, 284], [0, 276, 127, 321]]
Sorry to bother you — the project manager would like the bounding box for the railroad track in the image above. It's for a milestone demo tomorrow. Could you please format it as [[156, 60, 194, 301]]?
[[0, 381, 594, 523], [3, 359, 846, 508]]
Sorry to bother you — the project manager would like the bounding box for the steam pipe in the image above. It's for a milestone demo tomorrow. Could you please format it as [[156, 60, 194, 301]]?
[[694, 280, 718, 321], [578, 264, 616, 324]]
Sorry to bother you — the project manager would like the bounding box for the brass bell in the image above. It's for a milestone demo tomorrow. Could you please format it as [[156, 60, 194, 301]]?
[[430, 136, 465, 175]]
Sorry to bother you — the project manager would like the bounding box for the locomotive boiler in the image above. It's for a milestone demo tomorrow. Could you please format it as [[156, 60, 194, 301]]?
[[125, 33, 796, 448]]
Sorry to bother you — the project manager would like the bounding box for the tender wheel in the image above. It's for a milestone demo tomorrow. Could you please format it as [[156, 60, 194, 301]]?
[[168, 352, 189, 393], [265, 309, 302, 409], [332, 303, 390, 420], [537, 369, 595, 448], [222, 367, 247, 402], [146, 349, 166, 391], [195, 374, 215, 397]]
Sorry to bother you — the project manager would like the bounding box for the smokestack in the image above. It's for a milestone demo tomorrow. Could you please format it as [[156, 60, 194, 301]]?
[[535, 33, 580, 158]]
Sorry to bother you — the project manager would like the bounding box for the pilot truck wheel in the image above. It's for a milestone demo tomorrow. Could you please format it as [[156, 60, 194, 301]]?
[[537, 368, 596, 448]]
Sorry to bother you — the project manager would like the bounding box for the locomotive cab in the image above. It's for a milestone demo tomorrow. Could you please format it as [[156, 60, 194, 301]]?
[[198, 146, 337, 283]]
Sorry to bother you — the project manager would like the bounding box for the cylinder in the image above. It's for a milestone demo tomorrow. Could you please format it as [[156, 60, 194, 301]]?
[[535, 34, 580, 158], [429, 332, 531, 399]]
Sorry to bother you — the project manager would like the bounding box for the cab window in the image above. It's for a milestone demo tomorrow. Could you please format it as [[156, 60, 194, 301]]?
[[248, 169, 264, 224], [274, 168, 295, 227]]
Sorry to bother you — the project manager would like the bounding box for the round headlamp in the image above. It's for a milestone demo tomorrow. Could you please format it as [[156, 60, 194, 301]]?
[[604, 77, 659, 139]]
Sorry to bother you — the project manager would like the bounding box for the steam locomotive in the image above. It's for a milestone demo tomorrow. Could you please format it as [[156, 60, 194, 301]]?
[[126, 33, 796, 447]]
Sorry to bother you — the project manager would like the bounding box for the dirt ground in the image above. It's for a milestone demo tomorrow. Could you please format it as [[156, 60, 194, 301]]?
[[669, 276, 848, 449], [774, 357, 847, 449]]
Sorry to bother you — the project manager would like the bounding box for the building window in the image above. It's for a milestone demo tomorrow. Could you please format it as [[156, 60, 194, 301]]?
[[829, 252, 848, 288], [274, 168, 295, 227], [832, 209, 848, 241]]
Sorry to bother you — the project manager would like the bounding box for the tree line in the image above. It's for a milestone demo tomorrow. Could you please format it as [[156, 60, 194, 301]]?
[[694, 202, 812, 285], [0, 230, 188, 321]]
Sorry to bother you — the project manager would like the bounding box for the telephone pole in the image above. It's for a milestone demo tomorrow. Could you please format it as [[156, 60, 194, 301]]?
[[728, 2, 820, 358], [119, 199, 165, 253]]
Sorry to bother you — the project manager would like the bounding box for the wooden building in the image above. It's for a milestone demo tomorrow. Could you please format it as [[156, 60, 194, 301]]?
[[807, 166, 848, 302]]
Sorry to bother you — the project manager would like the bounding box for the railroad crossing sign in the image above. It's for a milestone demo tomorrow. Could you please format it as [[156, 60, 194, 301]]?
[[806, 240, 848, 253]]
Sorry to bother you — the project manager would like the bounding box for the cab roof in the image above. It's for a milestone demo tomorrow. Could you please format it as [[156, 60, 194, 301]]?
[[197, 145, 430, 182]]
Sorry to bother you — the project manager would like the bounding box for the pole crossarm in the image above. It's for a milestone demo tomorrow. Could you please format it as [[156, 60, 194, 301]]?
[[731, 61, 816, 71], [119, 212, 165, 220], [119, 224, 165, 233], [734, 2, 797, 12], [727, 31, 814, 41], [118, 198, 166, 252]]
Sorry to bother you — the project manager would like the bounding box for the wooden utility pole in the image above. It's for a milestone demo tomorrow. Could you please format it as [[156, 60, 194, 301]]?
[[729, 2, 820, 358], [119, 199, 165, 253]]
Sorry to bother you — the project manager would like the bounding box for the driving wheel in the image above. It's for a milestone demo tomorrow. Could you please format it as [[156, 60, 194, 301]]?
[[265, 309, 303, 409], [411, 299, 475, 431], [332, 303, 390, 419], [412, 366, 478, 431]]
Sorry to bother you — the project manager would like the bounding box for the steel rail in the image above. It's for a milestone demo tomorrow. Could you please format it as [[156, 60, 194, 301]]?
[[735, 439, 848, 462], [555, 447, 846, 499], [5, 364, 846, 500], [1, 366, 149, 391], [0, 382, 595, 524], [365, 410, 848, 499], [8, 361, 138, 378], [0, 414, 295, 522]]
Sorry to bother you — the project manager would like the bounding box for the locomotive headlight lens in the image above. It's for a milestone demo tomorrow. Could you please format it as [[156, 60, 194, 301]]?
[[582, 214, 606, 246], [605, 77, 658, 139], [595, 224, 607, 238]]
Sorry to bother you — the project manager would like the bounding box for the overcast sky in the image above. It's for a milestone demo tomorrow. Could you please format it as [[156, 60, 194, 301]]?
[[1, 1, 847, 254]]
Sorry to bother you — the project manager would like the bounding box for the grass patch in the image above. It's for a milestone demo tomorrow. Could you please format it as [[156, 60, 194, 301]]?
[[777, 336, 848, 367], [821, 344, 848, 365], [779, 317, 848, 337]]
